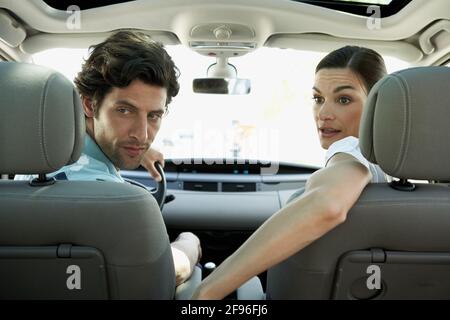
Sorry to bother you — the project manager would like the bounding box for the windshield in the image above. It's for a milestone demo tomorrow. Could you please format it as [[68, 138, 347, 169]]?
[[33, 45, 410, 167]]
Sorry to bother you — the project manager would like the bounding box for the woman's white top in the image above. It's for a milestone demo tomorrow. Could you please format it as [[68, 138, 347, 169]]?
[[325, 136, 386, 183]]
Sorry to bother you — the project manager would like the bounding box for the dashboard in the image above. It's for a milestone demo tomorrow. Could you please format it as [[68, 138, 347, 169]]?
[[121, 159, 318, 231]]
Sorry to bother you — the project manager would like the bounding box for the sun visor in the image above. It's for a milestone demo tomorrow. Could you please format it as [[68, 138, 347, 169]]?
[[0, 9, 26, 47]]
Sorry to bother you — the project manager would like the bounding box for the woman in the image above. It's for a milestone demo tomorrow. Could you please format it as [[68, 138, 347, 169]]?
[[191, 46, 388, 299]]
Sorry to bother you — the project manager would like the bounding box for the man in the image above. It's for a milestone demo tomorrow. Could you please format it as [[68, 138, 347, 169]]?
[[17, 30, 201, 286]]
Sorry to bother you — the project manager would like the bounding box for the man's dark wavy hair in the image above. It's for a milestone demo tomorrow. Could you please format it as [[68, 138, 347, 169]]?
[[74, 30, 180, 114]]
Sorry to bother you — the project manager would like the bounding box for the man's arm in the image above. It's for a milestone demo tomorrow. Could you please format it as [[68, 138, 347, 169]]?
[[191, 153, 372, 299], [171, 232, 202, 286], [141, 148, 165, 182], [141, 150, 202, 285]]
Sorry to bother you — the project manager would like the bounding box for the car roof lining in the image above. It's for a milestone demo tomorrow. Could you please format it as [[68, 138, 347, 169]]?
[[42, 0, 413, 18], [0, 0, 449, 65], [265, 34, 423, 63]]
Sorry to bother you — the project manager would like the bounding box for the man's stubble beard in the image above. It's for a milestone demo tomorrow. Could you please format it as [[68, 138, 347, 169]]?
[[110, 144, 146, 170]]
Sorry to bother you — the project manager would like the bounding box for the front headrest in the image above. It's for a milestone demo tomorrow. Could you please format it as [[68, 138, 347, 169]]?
[[0, 62, 85, 174], [360, 66, 450, 181]]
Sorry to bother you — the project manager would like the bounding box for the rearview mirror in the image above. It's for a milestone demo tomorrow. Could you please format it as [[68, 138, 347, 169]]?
[[193, 78, 251, 94], [193, 57, 251, 95]]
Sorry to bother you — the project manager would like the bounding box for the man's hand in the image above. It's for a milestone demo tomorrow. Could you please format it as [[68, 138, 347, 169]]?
[[141, 148, 165, 182], [171, 232, 202, 286]]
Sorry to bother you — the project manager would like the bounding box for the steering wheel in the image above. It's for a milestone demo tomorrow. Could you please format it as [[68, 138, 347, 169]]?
[[150, 161, 167, 209], [123, 161, 167, 210]]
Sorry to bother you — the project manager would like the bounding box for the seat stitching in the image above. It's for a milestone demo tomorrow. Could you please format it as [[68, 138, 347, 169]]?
[[40, 73, 59, 170], [391, 73, 411, 175]]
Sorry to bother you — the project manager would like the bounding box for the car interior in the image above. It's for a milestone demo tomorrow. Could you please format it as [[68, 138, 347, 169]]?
[[0, 0, 449, 300]]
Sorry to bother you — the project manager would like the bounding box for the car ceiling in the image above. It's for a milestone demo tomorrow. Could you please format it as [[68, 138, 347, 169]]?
[[41, 0, 414, 18], [0, 0, 449, 65]]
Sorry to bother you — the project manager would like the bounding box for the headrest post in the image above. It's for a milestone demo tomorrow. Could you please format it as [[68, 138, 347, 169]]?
[[390, 178, 416, 192], [29, 174, 56, 187]]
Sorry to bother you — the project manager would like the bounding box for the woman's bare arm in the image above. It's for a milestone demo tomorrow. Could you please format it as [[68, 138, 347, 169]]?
[[191, 153, 372, 299]]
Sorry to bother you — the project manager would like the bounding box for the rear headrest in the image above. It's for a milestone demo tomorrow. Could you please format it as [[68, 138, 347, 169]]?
[[0, 62, 85, 174], [360, 66, 450, 181]]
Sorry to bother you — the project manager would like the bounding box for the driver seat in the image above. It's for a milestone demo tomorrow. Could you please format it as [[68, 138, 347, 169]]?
[[0, 62, 176, 299]]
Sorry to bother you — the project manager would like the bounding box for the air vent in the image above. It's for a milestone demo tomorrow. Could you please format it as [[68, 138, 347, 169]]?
[[184, 182, 218, 192], [222, 183, 256, 192]]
